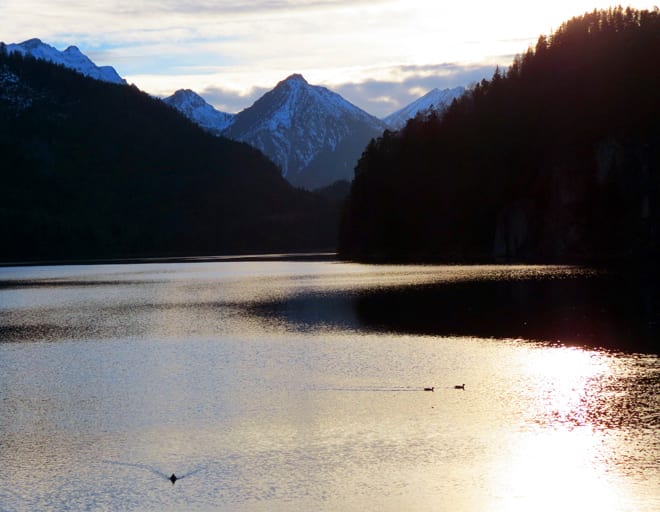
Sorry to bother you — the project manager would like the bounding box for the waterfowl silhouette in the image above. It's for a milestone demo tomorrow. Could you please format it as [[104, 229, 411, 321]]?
[[454, 384, 465, 390], [424, 387, 435, 392], [102, 460, 205, 484]]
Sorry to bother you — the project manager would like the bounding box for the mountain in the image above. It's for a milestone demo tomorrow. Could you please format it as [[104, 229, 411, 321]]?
[[0, 48, 339, 261], [4, 38, 126, 85], [339, 7, 660, 264], [163, 89, 235, 135], [223, 74, 387, 190], [383, 86, 465, 130]]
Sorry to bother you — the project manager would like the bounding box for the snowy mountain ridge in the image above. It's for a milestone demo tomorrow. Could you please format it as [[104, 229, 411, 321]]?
[[384, 86, 465, 130], [4, 39, 126, 85], [163, 89, 235, 134]]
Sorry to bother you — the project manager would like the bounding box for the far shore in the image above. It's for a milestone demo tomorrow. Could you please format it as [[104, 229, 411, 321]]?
[[0, 251, 338, 268]]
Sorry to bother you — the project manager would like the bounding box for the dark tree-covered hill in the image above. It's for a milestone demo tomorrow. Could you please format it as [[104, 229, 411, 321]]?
[[339, 7, 660, 263], [0, 49, 339, 262]]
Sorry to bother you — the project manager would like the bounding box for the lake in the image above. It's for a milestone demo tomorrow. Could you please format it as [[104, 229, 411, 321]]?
[[0, 259, 658, 511]]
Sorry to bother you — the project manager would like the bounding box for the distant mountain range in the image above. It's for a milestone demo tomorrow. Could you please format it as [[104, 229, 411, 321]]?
[[165, 76, 389, 189], [4, 38, 466, 190], [164, 79, 465, 189], [5, 39, 126, 85], [165, 75, 389, 189]]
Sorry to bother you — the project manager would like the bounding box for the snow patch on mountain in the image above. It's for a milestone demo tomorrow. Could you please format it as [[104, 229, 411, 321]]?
[[5, 39, 126, 85], [224, 74, 386, 187], [163, 89, 235, 134], [383, 86, 465, 130]]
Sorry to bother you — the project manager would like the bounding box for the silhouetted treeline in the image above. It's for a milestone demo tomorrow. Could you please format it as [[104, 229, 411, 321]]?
[[0, 49, 339, 262], [339, 7, 660, 263]]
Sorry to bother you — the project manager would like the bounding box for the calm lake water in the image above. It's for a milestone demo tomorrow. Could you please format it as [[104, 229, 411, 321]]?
[[0, 259, 658, 511]]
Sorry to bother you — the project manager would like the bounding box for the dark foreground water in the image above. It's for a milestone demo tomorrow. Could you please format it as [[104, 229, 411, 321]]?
[[0, 261, 658, 511]]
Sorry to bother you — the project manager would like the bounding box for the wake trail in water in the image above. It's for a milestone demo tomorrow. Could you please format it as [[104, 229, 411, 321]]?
[[321, 386, 430, 392], [102, 460, 207, 482]]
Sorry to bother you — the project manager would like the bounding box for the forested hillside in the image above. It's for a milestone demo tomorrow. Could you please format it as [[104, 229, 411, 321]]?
[[339, 8, 660, 263], [0, 49, 339, 261]]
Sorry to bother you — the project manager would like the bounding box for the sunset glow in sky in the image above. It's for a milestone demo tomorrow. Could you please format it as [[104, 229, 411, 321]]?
[[1, 1, 656, 116]]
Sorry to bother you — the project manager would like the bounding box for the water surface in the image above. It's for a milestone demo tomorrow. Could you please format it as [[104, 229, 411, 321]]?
[[0, 261, 658, 511]]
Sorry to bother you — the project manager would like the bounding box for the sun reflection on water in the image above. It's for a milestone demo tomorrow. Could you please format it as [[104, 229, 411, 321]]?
[[484, 344, 659, 512], [528, 346, 605, 428], [491, 428, 631, 512]]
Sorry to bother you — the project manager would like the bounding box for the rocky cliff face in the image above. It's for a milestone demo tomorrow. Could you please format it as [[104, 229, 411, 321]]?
[[493, 136, 658, 262]]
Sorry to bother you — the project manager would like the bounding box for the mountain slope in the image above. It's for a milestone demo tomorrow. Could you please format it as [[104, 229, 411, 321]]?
[[223, 74, 387, 189], [0, 50, 339, 261], [163, 89, 235, 134], [4, 38, 125, 84], [340, 7, 660, 263], [383, 86, 464, 130]]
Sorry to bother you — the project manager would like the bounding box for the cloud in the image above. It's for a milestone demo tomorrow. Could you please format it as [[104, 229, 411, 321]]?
[[329, 63, 501, 118], [0, 0, 566, 118], [198, 84, 271, 114], [127, 0, 387, 15], [25, 0, 387, 19], [200, 0, 365, 12]]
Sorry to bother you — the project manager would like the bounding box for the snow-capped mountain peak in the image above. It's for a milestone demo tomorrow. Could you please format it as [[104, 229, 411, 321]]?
[[384, 86, 465, 130], [282, 73, 307, 85], [163, 89, 235, 134], [223, 73, 387, 188], [5, 38, 126, 85], [259, 73, 384, 131]]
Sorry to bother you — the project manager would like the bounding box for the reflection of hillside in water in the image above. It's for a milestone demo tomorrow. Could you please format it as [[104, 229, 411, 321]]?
[[254, 272, 659, 353]]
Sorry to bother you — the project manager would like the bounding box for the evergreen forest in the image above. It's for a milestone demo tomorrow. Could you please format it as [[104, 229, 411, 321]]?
[[339, 7, 660, 263], [0, 49, 339, 262]]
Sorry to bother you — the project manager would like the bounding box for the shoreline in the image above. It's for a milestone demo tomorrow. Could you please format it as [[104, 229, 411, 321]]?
[[0, 251, 339, 268]]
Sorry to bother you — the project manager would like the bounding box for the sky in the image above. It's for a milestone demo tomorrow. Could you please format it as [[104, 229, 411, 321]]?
[[1, 1, 657, 117]]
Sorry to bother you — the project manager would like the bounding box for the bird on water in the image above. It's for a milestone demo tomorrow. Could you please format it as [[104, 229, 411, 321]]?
[[102, 460, 206, 485]]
